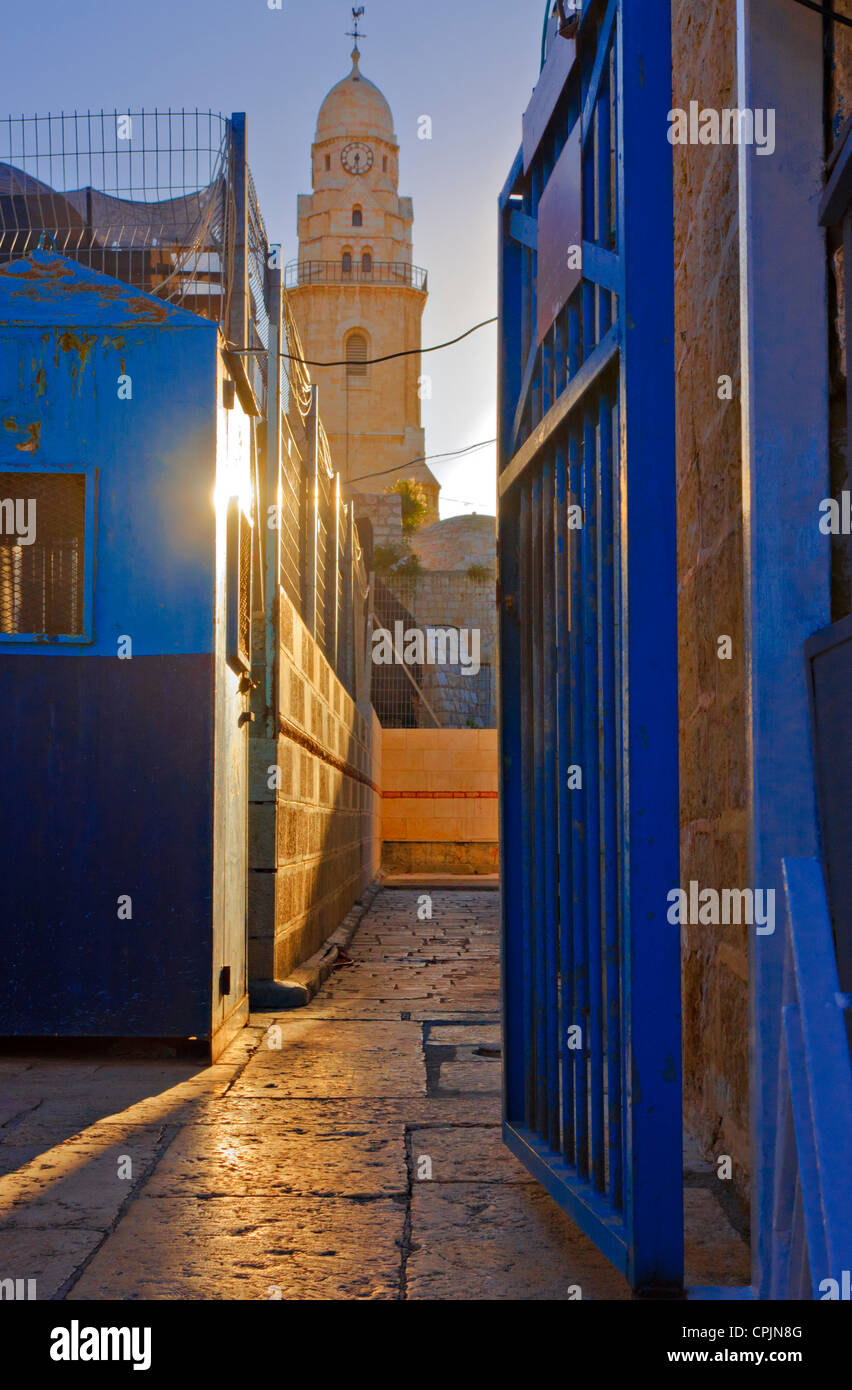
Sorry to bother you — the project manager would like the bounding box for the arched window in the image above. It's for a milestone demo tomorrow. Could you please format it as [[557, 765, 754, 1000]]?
[[346, 332, 368, 379], [383, 156, 388, 172], [325, 153, 331, 171], [342, 251, 352, 276], [362, 251, 373, 274], [352, 205, 363, 227]]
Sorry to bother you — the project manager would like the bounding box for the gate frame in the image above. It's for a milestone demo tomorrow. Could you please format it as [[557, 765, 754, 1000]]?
[[498, 0, 682, 1292], [736, 0, 829, 1299]]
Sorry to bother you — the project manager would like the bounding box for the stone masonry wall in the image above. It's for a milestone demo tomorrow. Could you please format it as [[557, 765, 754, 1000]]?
[[672, 0, 750, 1207], [248, 590, 382, 982], [381, 728, 499, 874]]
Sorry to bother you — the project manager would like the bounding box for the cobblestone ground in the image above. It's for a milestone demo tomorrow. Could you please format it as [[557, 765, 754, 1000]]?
[[0, 889, 748, 1300]]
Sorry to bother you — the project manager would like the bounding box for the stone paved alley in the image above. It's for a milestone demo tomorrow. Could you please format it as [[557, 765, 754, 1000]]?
[[0, 889, 748, 1299]]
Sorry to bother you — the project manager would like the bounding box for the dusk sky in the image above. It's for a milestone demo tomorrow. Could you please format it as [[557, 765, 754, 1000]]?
[[3, 0, 549, 517]]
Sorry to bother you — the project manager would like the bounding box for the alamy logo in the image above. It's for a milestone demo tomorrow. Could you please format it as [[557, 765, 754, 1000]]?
[[0, 1277, 36, 1300], [50, 1321, 152, 1372], [667, 881, 775, 935], [667, 101, 776, 156], [0, 497, 36, 545], [371, 622, 481, 676], [819, 1271, 852, 1299]]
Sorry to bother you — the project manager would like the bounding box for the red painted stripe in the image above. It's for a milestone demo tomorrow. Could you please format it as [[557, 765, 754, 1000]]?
[[382, 790, 499, 799]]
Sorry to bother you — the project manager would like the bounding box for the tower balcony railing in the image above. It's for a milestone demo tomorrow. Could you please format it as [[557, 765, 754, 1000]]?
[[285, 259, 427, 292]]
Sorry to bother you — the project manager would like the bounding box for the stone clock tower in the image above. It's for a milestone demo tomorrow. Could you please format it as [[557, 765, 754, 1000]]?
[[285, 42, 439, 521]]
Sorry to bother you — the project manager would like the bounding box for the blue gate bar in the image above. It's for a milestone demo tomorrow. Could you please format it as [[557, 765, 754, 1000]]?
[[542, 457, 560, 1150], [518, 484, 536, 1132]]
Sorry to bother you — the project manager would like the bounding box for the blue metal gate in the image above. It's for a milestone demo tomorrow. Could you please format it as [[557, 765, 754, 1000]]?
[[497, 0, 681, 1291]]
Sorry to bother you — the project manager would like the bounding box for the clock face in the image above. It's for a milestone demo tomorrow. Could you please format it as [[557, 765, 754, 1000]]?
[[341, 141, 373, 176]]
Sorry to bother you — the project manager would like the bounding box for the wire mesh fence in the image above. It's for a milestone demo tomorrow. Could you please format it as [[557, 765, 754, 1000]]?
[[0, 110, 237, 327], [370, 572, 497, 729]]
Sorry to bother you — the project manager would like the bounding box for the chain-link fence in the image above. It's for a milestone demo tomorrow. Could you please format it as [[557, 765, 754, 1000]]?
[[0, 111, 237, 328], [369, 572, 496, 729]]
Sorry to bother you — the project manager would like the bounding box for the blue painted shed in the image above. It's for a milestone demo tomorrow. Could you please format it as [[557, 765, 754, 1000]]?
[[0, 249, 254, 1057]]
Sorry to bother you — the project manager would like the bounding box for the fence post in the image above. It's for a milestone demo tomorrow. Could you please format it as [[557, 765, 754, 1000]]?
[[264, 264, 282, 736], [228, 113, 248, 352], [303, 385, 320, 640]]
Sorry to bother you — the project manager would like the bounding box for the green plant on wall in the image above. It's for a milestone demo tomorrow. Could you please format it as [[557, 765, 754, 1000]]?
[[373, 543, 424, 576], [387, 478, 429, 535], [466, 563, 491, 582]]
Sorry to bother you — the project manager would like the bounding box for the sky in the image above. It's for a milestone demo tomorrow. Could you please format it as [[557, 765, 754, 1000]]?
[[2, 0, 550, 519]]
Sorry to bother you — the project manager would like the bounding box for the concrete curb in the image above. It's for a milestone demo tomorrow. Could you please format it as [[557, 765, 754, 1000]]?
[[249, 877, 383, 1011]]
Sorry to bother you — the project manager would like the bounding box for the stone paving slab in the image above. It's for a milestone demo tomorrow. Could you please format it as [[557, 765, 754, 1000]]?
[[201, 1095, 503, 1128], [433, 1057, 503, 1094], [426, 1024, 501, 1046], [406, 1183, 631, 1300], [228, 1019, 426, 1099], [0, 1095, 212, 1147], [1, 1226, 109, 1300], [410, 1126, 536, 1184], [68, 1195, 405, 1301], [143, 1122, 407, 1198], [0, 1128, 163, 1230], [683, 1188, 750, 1288]]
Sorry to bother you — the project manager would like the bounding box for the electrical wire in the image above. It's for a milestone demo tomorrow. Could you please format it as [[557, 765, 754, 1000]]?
[[231, 315, 498, 367], [349, 438, 497, 486], [789, 0, 852, 24]]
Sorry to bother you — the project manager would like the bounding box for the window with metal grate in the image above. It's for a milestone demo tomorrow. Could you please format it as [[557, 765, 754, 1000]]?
[[346, 332, 368, 379], [0, 471, 86, 637]]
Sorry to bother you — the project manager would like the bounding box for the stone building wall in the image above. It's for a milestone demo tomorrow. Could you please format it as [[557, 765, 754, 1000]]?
[[351, 490, 403, 556], [248, 589, 382, 983], [672, 0, 750, 1204], [381, 728, 499, 874]]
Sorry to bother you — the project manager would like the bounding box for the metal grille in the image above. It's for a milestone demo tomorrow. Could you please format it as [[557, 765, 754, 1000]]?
[[314, 467, 330, 654], [244, 163, 271, 401], [346, 333, 368, 378], [498, 0, 682, 1291], [238, 510, 251, 667], [285, 259, 427, 291], [370, 577, 434, 727], [0, 472, 86, 636], [0, 111, 231, 325], [370, 574, 495, 729], [278, 438, 303, 612]]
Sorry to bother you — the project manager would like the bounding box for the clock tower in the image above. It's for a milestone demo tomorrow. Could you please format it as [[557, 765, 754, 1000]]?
[[285, 41, 438, 520]]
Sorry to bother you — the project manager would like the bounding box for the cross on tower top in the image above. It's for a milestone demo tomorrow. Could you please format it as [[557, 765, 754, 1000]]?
[[346, 6, 366, 55]]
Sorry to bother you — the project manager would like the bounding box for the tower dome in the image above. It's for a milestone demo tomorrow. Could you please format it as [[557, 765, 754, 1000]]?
[[315, 49, 396, 144]]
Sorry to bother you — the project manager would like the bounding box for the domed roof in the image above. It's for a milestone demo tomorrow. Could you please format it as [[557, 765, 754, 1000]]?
[[413, 515, 497, 573], [315, 49, 395, 144]]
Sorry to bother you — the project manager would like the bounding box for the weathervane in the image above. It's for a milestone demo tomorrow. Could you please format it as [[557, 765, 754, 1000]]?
[[347, 7, 366, 54]]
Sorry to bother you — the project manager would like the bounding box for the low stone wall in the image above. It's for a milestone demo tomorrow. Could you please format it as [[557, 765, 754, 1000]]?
[[248, 590, 382, 983], [381, 728, 499, 874]]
